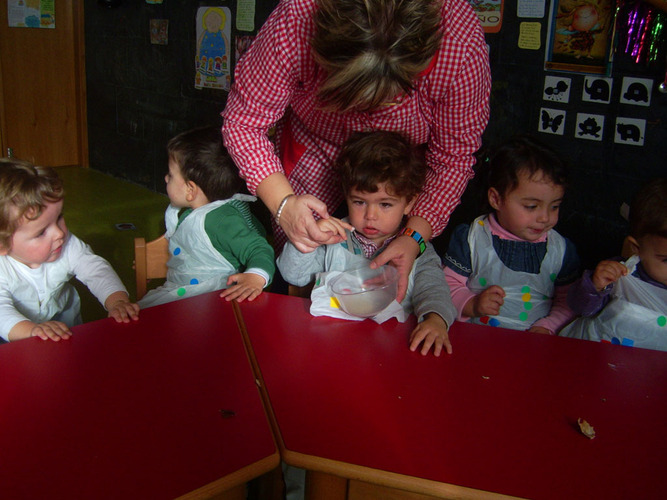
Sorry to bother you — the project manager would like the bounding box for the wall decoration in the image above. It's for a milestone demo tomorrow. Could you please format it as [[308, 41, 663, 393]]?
[[545, 0, 616, 74], [235, 35, 255, 64], [517, 0, 546, 18], [616, 0, 666, 66], [237, 0, 256, 32], [619, 77, 653, 106], [582, 76, 613, 103], [150, 19, 169, 45], [195, 6, 232, 91], [614, 117, 646, 145], [7, 0, 55, 28], [468, 0, 504, 33], [518, 22, 542, 50], [575, 113, 605, 140], [538, 107, 566, 135], [543, 75, 572, 102]]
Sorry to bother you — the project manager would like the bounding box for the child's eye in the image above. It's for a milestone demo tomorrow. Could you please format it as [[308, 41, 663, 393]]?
[[523, 205, 537, 210], [551, 204, 561, 211], [380, 203, 393, 209], [352, 200, 365, 206]]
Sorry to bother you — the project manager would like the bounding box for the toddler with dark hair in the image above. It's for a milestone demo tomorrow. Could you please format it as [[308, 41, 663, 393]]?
[[139, 126, 275, 308], [278, 130, 456, 356], [561, 178, 667, 350]]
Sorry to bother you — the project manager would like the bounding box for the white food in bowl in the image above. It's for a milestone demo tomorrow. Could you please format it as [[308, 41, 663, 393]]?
[[329, 265, 398, 318]]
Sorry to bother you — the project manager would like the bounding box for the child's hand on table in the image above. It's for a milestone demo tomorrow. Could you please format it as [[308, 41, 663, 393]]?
[[31, 321, 73, 341], [409, 313, 452, 356], [466, 285, 505, 317], [221, 273, 266, 302], [107, 298, 139, 323], [591, 260, 628, 292]]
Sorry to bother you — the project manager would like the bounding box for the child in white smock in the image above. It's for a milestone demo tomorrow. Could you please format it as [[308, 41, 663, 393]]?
[[443, 135, 580, 334], [0, 159, 139, 343], [138, 126, 275, 308], [278, 131, 457, 357], [561, 178, 667, 350]]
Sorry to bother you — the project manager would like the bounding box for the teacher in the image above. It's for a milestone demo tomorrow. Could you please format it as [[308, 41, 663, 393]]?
[[222, 0, 490, 302]]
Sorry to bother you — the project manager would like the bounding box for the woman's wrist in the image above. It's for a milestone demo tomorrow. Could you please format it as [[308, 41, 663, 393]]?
[[275, 194, 295, 226], [256, 172, 295, 215], [405, 215, 432, 241], [398, 227, 426, 255]]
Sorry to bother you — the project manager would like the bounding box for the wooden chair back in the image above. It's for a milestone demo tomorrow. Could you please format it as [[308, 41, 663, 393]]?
[[134, 235, 169, 300]]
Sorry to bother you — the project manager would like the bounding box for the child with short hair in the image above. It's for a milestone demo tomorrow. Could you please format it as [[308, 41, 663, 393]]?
[[0, 159, 139, 342], [443, 135, 580, 334], [561, 178, 667, 350], [138, 126, 275, 308], [277, 130, 456, 356]]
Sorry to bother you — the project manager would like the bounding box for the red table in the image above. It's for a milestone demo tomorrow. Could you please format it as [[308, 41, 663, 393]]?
[[0, 291, 279, 499], [236, 292, 667, 499]]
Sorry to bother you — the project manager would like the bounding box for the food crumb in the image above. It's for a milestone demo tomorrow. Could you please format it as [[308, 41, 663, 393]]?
[[578, 418, 596, 439]]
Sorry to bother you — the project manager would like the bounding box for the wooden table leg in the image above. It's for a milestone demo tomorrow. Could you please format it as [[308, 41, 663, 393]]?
[[208, 483, 246, 500], [305, 470, 348, 500]]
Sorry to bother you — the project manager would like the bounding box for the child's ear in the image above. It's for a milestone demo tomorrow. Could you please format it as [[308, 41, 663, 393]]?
[[403, 195, 418, 215], [0, 245, 8, 256], [488, 188, 502, 211], [185, 180, 198, 202], [625, 235, 640, 256]]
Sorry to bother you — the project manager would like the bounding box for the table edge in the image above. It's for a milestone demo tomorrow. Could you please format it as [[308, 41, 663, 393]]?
[[176, 452, 281, 499], [282, 449, 523, 500]]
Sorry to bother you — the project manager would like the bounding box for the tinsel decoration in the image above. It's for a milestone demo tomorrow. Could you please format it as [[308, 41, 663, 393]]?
[[616, 0, 666, 65]]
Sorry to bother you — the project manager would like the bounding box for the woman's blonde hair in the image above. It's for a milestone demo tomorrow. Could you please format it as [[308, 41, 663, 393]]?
[[311, 0, 442, 113], [0, 158, 64, 249]]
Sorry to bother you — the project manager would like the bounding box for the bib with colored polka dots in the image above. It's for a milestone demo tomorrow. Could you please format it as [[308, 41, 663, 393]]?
[[467, 215, 565, 331], [560, 255, 667, 351], [139, 197, 254, 308]]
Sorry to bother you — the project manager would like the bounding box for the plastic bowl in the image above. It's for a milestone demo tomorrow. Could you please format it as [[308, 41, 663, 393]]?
[[328, 265, 398, 318]]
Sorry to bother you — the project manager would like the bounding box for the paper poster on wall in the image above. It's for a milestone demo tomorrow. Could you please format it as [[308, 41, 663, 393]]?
[[544, 0, 616, 75], [195, 6, 232, 91], [150, 19, 169, 45], [7, 0, 55, 28], [543, 75, 571, 102], [619, 77, 653, 107], [468, 0, 503, 33], [582, 76, 613, 103], [517, 0, 546, 18], [518, 22, 541, 50], [615, 117, 645, 146], [539, 108, 566, 135], [575, 113, 604, 141], [237, 0, 256, 32]]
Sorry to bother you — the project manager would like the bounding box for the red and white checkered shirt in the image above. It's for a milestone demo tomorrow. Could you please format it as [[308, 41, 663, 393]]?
[[222, 0, 490, 240]]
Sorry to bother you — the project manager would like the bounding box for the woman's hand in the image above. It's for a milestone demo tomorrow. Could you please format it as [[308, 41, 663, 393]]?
[[278, 194, 351, 252], [369, 235, 419, 303]]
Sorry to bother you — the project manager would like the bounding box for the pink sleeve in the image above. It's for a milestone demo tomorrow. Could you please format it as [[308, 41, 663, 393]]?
[[221, 1, 302, 193], [532, 284, 577, 334], [412, 13, 491, 236], [444, 266, 476, 322]]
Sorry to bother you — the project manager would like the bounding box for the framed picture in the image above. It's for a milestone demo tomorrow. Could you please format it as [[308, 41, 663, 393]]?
[[545, 0, 616, 75]]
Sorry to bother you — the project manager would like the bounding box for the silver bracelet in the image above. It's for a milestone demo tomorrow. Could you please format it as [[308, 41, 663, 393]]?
[[275, 194, 295, 226]]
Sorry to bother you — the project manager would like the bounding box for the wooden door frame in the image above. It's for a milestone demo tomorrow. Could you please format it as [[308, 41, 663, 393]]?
[[0, 0, 88, 166]]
